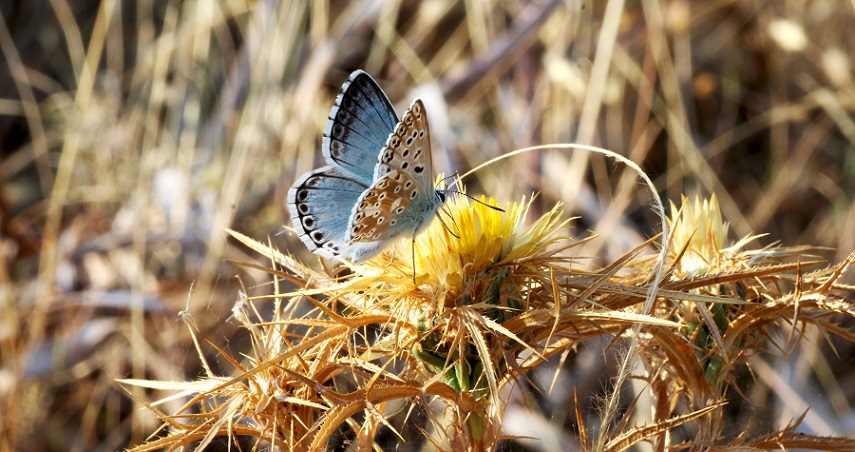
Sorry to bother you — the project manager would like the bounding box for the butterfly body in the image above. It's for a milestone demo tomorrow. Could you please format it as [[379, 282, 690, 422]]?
[[288, 70, 447, 263]]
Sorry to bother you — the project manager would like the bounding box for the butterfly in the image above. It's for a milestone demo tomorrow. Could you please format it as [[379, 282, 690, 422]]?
[[287, 70, 449, 265]]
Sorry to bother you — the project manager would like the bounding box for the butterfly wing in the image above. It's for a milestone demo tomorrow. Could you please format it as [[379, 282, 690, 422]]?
[[346, 100, 444, 263], [348, 170, 425, 243], [291, 73, 443, 264], [323, 70, 399, 182], [373, 99, 436, 190], [288, 166, 369, 260]]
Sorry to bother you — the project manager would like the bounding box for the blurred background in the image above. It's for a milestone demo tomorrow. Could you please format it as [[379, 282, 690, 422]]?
[[1, 0, 854, 450]]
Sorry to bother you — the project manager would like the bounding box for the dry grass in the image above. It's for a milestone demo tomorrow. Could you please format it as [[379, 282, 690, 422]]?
[[1, 0, 854, 450]]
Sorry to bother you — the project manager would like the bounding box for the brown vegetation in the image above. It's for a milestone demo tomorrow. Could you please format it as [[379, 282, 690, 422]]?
[[2, 1, 854, 450]]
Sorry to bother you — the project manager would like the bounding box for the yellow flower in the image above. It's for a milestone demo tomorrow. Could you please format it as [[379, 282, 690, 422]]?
[[348, 192, 569, 312], [668, 194, 730, 277]]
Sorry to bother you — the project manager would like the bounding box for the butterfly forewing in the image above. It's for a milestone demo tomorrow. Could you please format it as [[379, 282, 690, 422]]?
[[374, 99, 435, 190], [323, 71, 399, 182]]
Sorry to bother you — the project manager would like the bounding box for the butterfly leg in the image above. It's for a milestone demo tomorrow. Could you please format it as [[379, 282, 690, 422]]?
[[436, 207, 460, 239], [410, 231, 418, 285], [385, 245, 397, 267]]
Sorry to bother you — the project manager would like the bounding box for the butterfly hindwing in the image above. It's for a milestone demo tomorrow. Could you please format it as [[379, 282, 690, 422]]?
[[348, 169, 426, 244], [323, 71, 399, 182], [288, 166, 369, 259]]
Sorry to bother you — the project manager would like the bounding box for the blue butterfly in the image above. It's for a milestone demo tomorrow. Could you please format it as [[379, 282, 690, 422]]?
[[287, 70, 448, 263]]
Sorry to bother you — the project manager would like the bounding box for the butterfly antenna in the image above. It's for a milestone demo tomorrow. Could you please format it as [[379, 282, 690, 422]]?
[[440, 171, 503, 212], [440, 172, 462, 189], [451, 190, 505, 213]]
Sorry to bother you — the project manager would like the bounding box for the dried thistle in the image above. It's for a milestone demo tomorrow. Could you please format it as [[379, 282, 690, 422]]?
[[122, 195, 855, 451]]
